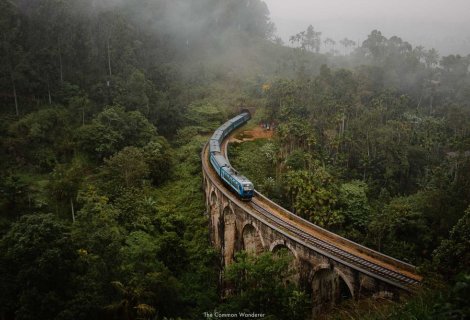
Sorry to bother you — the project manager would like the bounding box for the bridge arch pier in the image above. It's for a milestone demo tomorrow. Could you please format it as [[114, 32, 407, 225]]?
[[208, 189, 222, 249], [311, 266, 353, 316], [222, 205, 237, 266], [270, 240, 301, 285], [241, 222, 264, 254]]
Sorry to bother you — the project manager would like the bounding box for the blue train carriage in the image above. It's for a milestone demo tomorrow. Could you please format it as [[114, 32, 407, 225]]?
[[209, 153, 252, 199], [229, 112, 251, 129], [220, 166, 254, 200], [209, 139, 221, 153], [209, 153, 227, 175], [215, 112, 251, 142], [211, 129, 224, 145], [218, 123, 232, 139]]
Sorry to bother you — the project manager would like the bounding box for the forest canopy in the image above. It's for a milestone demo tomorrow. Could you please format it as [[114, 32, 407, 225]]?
[[1, 0, 469, 319]]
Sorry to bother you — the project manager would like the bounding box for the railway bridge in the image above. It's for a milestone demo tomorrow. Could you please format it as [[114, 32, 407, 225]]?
[[201, 129, 422, 316]]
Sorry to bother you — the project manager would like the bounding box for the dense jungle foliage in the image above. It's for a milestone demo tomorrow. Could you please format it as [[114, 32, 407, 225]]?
[[1, 0, 469, 319]]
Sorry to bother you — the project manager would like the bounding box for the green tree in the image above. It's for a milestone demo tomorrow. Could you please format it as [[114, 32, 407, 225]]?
[[76, 106, 157, 160], [0, 174, 33, 220], [285, 167, 342, 228], [110, 230, 183, 320], [433, 206, 470, 278], [304, 25, 321, 53], [425, 48, 439, 68], [116, 70, 150, 115], [0, 0, 28, 116], [362, 30, 387, 60], [222, 250, 309, 320], [338, 180, 371, 240], [368, 193, 433, 263], [47, 158, 86, 221], [100, 147, 150, 192], [72, 186, 124, 272], [0, 214, 77, 320], [142, 138, 173, 186], [8, 107, 72, 170], [67, 95, 93, 126], [324, 38, 336, 55], [339, 38, 356, 55], [105, 280, 156, 320]]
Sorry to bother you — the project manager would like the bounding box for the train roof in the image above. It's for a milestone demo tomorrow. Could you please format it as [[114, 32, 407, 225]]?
[[240, 112, 251, 120], [213, 154, 229, 167], [221, 165, 253, 185], [218, 122, 231, 132], [215, 113, 250, 133], [211, 129, 223, 141], [233, 174, 253, 185], [228, 115, 244, 124], [209, 140, 221, 153]]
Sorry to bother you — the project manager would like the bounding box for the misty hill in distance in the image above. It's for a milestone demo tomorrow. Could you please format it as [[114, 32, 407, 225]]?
[[265, 0, 470, 56]]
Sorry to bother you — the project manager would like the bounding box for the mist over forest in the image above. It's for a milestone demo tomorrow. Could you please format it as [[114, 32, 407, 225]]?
[[0, 0, 469, 319], [265, 0, 470, 56]]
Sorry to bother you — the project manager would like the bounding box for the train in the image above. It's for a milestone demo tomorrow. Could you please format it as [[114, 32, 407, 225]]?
[[209, 112, 254, 201]]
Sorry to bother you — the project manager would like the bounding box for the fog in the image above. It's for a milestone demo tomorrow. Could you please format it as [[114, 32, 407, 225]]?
[[264, 0, 470, 55]]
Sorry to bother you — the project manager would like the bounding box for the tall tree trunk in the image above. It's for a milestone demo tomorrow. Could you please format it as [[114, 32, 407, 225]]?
[[58, 46, 63, 83], [429, 95, 433, 114], [341, 114, 345, 136], [417, 92, 423, 108], [364, 130, 370, 180], [11, 74, 18, 116], [70, 198, 75, 223], [47, 78, 52, 104], [107, 38, 112, 77]]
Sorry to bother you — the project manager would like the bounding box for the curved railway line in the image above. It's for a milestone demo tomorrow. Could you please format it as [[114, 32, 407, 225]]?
[[202, 119, 422, 292], [249, 201, 419, 288]]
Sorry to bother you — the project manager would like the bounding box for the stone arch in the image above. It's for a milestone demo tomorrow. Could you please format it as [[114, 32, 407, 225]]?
[[222, 205, 237, 266], [311, 266, 353, 316], [270, 240, 300, 284], [241, 222, 264, 254], [333, 267, 354, 300], [269, 240, 299, 260], [210, 190, 218, 207], [313, 263, 331, 273]]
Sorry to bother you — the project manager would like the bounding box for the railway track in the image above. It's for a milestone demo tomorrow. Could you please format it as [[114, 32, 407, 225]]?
[[204, 125, 422, 292]]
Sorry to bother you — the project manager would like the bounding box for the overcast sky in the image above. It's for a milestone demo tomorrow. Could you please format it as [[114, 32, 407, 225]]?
[[264, 0, 470, 55]]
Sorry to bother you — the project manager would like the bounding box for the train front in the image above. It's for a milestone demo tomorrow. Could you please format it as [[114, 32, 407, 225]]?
[[241, 180, 254, 200]]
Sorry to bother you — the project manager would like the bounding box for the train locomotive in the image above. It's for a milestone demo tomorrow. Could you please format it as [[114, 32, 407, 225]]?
[[209, 112, 254, 201]]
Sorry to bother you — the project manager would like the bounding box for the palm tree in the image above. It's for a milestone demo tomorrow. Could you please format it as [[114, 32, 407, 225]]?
[[424, 48, 439, 68], [340, 38, 354, 55], [105, 281, 156, 320], [324, 38, 336, 55], [413, 45, 425, 63]]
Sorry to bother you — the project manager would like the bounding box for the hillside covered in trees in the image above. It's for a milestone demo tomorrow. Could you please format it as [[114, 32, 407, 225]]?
[[1, 0, 469, 319]]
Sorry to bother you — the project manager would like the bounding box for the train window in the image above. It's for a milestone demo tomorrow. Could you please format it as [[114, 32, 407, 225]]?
[[243, 183, 254, 191]]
